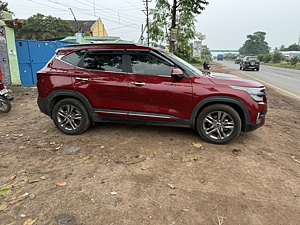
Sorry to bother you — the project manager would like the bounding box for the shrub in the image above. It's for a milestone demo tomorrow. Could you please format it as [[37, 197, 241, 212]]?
[[264, 54, 272, 63], [290, 56, 300, 66], [258, 54, 265, 61], [190, 57, 201, 64], [272, 51, 283, 63]]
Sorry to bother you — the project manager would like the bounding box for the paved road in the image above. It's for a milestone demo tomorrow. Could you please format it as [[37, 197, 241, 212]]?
[[218, 60, 300, 100]]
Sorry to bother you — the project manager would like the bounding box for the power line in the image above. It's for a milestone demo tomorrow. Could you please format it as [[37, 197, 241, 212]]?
[[49, 0, 144, 26], [17, 0, 145, 42]]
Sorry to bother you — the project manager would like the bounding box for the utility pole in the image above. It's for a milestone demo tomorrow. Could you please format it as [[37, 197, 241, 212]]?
[[139, 24, 145, 44], [69, 8, 79, 32], [142, 0, 151, 46]]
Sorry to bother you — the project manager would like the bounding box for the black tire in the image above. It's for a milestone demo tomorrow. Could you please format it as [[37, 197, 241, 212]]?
[[196, 104, 241, 144], [52, 98, 91, 135], [0, 96, 11, 113], [256, 68, 260, 71], [239, 66, 242, 70]]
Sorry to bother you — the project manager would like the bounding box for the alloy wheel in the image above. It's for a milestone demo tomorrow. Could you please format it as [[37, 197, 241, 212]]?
[[202, 111, 234, 140]]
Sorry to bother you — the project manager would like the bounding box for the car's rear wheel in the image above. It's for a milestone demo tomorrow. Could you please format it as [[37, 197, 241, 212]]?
[[196, 104, 241, 144], [256, 68, 260, 71], [52, 98, 90, 135]]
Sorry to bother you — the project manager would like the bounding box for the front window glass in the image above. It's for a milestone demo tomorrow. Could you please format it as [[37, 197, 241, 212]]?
[[159, 50, 203, 76], [83, 53, 122, 72], [130, 54, 174, 76]]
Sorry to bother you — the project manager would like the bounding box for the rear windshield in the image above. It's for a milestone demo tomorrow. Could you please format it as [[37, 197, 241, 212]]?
[[247, 57, 258, 61]]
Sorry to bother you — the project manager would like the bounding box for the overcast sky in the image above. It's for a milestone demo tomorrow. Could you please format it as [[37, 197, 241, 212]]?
[[4, 0, 300, 51]]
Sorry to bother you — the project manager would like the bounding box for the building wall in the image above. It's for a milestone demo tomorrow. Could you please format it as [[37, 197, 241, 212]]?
[[0, 11, 21, 85], [91, 19, 108, 37], [5, 26, 21, 85]]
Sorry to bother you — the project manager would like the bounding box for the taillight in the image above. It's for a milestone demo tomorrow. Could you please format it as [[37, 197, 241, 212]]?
[[244, 61, 248, 63]]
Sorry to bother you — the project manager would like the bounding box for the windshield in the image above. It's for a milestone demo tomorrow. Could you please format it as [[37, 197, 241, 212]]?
[[158, 50, 203, 76]]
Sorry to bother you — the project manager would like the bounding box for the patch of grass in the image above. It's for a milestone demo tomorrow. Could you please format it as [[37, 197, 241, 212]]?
[[261, 61, 300, 70]]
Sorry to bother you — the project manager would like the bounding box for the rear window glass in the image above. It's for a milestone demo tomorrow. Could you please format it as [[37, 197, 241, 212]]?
[[83, 53, 122, 72], [61, 50, 86, 66], [247, 57, 258, 61]]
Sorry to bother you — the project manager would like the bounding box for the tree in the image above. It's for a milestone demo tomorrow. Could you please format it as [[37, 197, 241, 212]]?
[[149, 0, 208, 53], [0, 0, 13, 15], [201, 45, 211, 57], [239, 31, 270, 55], [281, 43, 300, 51], [16, 13, 74, 40]]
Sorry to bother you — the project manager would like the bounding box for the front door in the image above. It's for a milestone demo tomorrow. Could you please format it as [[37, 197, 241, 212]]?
[[126, 51, 193, 122]]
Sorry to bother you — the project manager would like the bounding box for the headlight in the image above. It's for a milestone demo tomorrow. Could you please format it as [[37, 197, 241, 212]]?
[[230, 86, 266, 102]]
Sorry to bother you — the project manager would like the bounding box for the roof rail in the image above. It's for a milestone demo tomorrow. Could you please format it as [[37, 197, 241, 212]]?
[[65, 43, 140, 47]]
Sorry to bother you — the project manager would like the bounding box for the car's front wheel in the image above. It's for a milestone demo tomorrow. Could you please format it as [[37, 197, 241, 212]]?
[[196, 104, 241, 144], [52, 98, 91, 135]]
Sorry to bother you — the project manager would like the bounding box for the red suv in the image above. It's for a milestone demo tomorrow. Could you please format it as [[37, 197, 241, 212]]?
[[37, 43, 267, 144]]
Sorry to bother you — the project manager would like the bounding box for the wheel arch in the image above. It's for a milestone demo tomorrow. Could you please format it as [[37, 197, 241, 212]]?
[[47, 90, 94, 120], [190, 96, 250, 132]]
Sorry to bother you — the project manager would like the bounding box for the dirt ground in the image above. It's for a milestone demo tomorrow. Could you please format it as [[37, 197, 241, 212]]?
[[0, 62, 299, 225]]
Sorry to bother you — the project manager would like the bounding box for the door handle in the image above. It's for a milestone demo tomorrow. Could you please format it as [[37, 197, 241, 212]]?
[[75, 77, 89, 81], [131, 82, 146, 86]]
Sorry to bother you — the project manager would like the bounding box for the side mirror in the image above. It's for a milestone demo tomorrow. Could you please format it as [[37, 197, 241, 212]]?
[[171, 68, 184, 78]]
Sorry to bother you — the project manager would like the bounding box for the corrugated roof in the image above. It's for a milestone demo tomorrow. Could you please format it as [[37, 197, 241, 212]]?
[[67, 20, 96, 32]]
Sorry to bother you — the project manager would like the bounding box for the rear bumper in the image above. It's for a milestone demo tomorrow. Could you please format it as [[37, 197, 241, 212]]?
[[37, 97, 50, 116]]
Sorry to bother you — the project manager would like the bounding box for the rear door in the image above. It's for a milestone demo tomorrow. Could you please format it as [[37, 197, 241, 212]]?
[[126, 50, 193, 122], [72, 49, 129, 118]]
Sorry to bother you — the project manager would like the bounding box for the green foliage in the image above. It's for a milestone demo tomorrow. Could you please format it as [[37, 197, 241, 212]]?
[[272, 50, 283, 63], [0, 0, 13, 15], [262, 61, 300, 70], [201, 45, 212, 57], [257, 54, 264, 61], [290, 56, 300, 66], [281, 43, 300, 51], [15, 13, 74, 40], [239, 31, 270, 55], [148, 0, 208, 52], [263, 54, 272, 63], [190, 57, 201, 64], [84, 32, 91, 36], [224, 53, 236, 60]]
